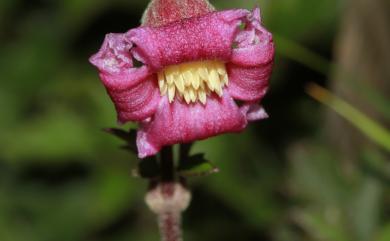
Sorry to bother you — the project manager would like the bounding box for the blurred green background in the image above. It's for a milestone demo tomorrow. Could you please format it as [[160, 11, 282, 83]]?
[[0, 0, 389, 241]]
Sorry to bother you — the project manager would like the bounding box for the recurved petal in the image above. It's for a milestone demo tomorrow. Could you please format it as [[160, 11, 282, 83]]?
[[230, 8, 274, 67], [89, 33, 133, 74], [231, 42, 274, 67], [102, 73, 161, 123], [226, 63, 271, 102], [99, 66, 152, 90], [136, 93, 247, 158], [90, 33, 160, 122], [225, 8, 273, 102], [126, 9, 249, 70]]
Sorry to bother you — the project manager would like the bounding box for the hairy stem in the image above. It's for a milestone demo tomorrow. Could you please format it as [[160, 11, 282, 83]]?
[[158, 211, 183, 241], [157, 146, 183, 241], [146, 145, 192, 241]]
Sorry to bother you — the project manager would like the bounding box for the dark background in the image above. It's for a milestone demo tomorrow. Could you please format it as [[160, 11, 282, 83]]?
[[0, 0, 389, 241]]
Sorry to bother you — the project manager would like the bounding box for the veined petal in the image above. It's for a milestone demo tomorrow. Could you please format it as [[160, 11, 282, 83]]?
[[90, 33, 157, 90], [226, 63, 271, 102], [126, 9, 249, 70], [231, 8, 274, 66], [231, 43, 274, 67], [136, 93, 247, 158], [90, 33, 161, 122], [99, 66, 151, 90], [102, 74, 161, 123], [226, 8, 274, 102]]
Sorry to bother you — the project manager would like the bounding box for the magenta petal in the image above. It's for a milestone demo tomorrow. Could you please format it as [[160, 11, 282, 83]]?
[[231, 9, 274, 67], [89, 32, 155, 90], [231, 43, 274, 67], [126, 9, 248, 70], [89, 33, 133, 74], [226, 63, 271, 102], [102, 74, 161, 123], [226, 8, 274, 102], [99, 66, 151, 90], [136, 93, 247, 158], [90, 33, 161, 122]]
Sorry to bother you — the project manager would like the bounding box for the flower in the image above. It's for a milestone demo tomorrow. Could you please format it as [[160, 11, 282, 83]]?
[[89, 0, 274, 158]]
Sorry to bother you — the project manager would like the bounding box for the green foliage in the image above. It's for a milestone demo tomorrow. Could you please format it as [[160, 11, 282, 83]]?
[[377, 224, 390, 241], [177, 154, 219, 177], [0, 0, 388, 241], [307, 83, 390, 152]]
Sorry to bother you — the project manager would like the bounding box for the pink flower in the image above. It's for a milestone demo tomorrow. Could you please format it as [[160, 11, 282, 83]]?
[[90, 0, 274, 158]]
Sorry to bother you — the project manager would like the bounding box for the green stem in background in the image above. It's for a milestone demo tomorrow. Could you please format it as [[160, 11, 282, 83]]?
[[306, 83, 390, 152], [274, 34, 331, 74], [274, 34, 390, 119]]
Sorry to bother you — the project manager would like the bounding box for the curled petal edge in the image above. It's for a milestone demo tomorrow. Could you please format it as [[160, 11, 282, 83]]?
[[136, 93, 248, 158]]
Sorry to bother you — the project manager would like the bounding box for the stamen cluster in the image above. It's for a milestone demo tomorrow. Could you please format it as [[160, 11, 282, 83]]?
[[158, 60, 228, 104]]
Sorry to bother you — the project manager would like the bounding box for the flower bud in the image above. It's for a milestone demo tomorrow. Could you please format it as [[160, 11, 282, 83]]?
[[142, 0, 215, 27]]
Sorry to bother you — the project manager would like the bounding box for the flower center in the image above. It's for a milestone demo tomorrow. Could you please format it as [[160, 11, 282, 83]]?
[[158, 60, 228, 104]]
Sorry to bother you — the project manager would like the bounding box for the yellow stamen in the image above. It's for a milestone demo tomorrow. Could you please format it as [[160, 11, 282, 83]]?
[[198, 91, 207, 105], [158, 60, 228, 104], [168, 85, 175, 102], [175, 74, 185, 92]]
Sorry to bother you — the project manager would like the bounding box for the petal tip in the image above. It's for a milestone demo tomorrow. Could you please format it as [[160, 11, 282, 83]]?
[[137, 130, 160, 158], [251, 7, 261, 22], [241, 104, 269, 121]]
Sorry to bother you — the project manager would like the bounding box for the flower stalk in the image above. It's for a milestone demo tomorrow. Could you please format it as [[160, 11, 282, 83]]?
[[145, 146, 191, 241], [161, 147, 175, 181], [157, 203, 183, 241]]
